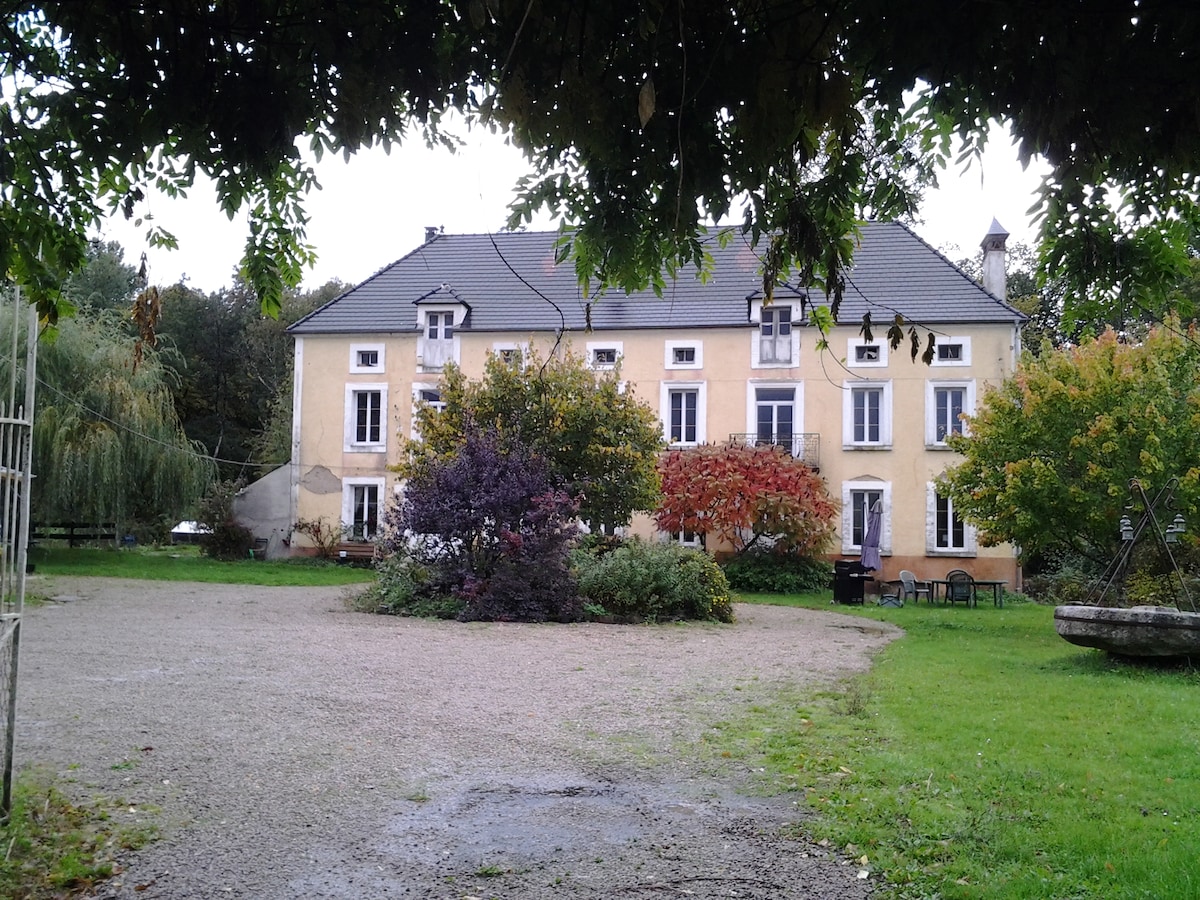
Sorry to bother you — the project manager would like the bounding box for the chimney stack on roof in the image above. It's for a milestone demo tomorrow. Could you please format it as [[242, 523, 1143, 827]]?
[[424, 225, 441, 243], [980, 218, 1009, 301]]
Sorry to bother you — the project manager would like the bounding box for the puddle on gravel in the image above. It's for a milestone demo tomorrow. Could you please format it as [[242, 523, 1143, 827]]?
[[288, 774, 873, 899], [374, 772, 806, 868], [384, 776, 669, 866]]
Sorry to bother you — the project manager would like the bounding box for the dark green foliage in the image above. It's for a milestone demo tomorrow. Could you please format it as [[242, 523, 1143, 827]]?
[[721, 551, 833, 595], [572, 539, 734, 623], [154, 278, 341, 478], [62, 241, 140, 312], [196, 480, 254, 561], [353, 554, 465, 618]]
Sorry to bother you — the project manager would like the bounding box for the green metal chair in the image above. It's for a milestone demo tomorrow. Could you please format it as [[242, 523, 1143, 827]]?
[[946, 569, 976, 607]]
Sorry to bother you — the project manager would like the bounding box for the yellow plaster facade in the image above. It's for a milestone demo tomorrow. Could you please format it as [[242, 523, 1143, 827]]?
[[290, 312, 1021, 587]]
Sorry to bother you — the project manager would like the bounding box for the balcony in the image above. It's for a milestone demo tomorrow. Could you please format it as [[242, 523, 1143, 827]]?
[[728, 433, 820, 471]]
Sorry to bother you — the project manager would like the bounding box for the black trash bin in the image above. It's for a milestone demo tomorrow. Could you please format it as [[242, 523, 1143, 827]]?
[[833, 560, 869, 604]]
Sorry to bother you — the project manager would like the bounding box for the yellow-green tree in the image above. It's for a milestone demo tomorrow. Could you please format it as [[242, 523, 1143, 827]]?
[[939, 324, 1200, 565], [406, 348, 663, 532]]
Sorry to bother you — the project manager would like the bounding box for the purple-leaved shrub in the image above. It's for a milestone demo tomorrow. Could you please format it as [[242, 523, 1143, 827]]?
[[384, 423, 582, 622]]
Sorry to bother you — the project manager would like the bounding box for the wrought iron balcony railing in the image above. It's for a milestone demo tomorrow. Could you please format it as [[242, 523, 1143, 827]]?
[[728, 433, 820, 471]]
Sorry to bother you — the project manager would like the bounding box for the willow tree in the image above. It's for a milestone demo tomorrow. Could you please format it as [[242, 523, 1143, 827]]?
[[32, 312, 213, 537]]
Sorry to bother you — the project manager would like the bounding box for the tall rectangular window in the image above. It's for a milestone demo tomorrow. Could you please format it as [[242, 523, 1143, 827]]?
[[850, 488, 883, 548], [852, 386, 881, 444], [669, 389, 698, 444], [936, 492, 967, 550], [350, 484, 379, 541], [935, 386, 965, 443], [354, 390, 381, 444], [755, 387, 794, 452], [760, 307, 792, 363]]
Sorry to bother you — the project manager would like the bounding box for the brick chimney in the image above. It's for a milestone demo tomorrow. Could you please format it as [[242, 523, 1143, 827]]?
[[980, 218, 1009, 300]]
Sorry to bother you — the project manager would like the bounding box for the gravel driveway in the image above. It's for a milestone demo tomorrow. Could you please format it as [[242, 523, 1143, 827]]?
[[15, 577, 900, 899]]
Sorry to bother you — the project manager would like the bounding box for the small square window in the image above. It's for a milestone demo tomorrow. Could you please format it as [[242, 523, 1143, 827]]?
[[357, 349, 379, 369], [673, 346, 696, 365], [938, 343, 963, 362], [593, 348, 618, 366], [855, 345, 880, 363], [498, 348, 520, 365]]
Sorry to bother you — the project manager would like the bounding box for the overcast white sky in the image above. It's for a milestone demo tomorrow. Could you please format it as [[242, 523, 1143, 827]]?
[[100, 122, 1049, 294]]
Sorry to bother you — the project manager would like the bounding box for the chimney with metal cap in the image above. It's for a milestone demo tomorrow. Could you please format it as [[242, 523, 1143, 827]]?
[[424, 225, 441, 243], [980, 218, 1009, 300]]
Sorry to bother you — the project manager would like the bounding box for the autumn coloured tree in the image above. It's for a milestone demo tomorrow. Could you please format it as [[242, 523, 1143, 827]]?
[[654, 444, 837, 556], [939, 323, 1200, 565], [407, 347, 662, 532]]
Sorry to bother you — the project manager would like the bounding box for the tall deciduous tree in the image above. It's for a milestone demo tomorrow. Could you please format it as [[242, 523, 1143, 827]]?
[[32, 312, 213, 536], [4, 3, 1200, 335], [939, 324, 1200, 566], [154, 277, 342, 477], [61, 241, 141, 313], [409, 348, 663, 531], [655, 444, 837, 556]]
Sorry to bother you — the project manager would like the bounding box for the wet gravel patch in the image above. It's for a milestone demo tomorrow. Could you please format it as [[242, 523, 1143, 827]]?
[[16, 577, 899, 899]]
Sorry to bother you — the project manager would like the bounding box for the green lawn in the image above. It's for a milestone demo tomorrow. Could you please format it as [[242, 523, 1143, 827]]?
[[27, 545, 375, 586], [723, 593, 1200, 899]]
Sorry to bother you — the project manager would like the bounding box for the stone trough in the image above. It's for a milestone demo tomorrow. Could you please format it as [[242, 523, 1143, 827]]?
[[1054, 604, 1200, 658]]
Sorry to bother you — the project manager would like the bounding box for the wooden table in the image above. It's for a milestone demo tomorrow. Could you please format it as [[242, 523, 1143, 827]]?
[[928, 578, 1008, 607]]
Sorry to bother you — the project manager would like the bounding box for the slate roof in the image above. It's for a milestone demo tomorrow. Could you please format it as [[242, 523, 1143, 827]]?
[[288, 221, 1024, 335]]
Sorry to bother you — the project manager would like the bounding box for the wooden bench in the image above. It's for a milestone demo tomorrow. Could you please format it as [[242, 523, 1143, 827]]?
[[334, 542, 377, 564]]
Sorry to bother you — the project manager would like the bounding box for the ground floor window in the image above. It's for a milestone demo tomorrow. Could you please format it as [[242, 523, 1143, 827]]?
[[926, 483, 976, 555], [343, 478, 385, 542]]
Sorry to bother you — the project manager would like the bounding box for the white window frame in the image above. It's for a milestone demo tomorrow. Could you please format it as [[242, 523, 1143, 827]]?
[[417, 305, 463, 371], [411, 382, 445, 439], [586, 341, 624, 370], [842, 380, 893, 449], [925, 380, 976, 448], [349, 342, 385, 374], [931, 335, 972, 367], [926, 483, 978, 555], [668, 529, 704, 548], [344, 383, 388, 453], [847, 336, 888, 368], [841, 481, 892, 556], [746, 381, 802, 454], [665, 340, 703, 370], [750, 301, 801, 369], [342, 476, 386, 542], [660, 381, 706, 447], [491, 341, 526, 367]]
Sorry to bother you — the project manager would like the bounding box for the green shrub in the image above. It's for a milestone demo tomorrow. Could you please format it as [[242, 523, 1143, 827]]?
[[197, 479, 255, 561], [352, 553, 465, 618], [200, 521, 255, 561], [572, 538, 733, 623], [721, 550, 832, 594]]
